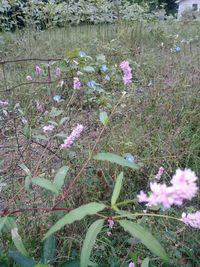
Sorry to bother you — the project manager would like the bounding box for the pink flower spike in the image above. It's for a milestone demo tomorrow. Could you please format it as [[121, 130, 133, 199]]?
[[26, 75, 32, 81], [35, 65, 42, 76], [137, 190, 148, 203], [61, 124, 84, 149], [181, 211, 200, 229], [73, 77, 81, 90], [43, 125, 55, 133], [129, 262, 135, 267], [0, 100, 9, 107], [107, 218, 114, 229], [120, 60, 132, 85], [155, 166, 164, 181]]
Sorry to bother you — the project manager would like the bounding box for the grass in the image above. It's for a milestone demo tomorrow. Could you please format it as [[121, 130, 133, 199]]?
[[0, 20, 200, 266]]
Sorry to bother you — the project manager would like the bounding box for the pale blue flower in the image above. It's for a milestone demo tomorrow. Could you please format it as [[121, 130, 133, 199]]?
[[53, 95, 61, 102], [101, 64, 108, 72], [104, 75, 110, 81], [87, 80, 96, 88], [124, 153, 136, 163], [175, 46, 181, 52], [79, 51, 86, 57]]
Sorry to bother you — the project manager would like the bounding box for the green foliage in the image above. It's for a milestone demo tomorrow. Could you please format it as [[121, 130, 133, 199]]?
[[119, 220, 169, 261], [43, 203, 106, 240], [42, 235, 56, 264], [94, 152, 140, 169], [111, 172, 123, 207], [80, 219, 104, 267], [8, 251, 36, 267]]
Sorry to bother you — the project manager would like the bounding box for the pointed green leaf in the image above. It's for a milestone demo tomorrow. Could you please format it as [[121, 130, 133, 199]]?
[[80, 219, 104, 267], [65, 49, 80, 58], [33, 134, 49, 141], [83, 66, 95, 73], [25, 175, 32, 192], [19, 164, 31, 175], [32, 178, 59, 194], [141, 257, 150, 267], [42, 235, 56, 263], [99, 111, 109, 126], [0, 217, 7, 233], [111, 172, 123, 206], [119, 220, 168, 261], [8, 250, 35, 267], [11, 228, 28, 256], [94, 152, 140, 169], [43, 203, 106, 240], [53, 166, 69, 191]]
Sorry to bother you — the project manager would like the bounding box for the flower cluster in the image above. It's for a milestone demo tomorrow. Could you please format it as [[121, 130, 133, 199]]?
[[137, 168, 198, 209], [155, 166, 164, 181], [0, 100, 9, 107], [43, 124, 55, 133], [35, 65, 42, 76], [120, 60, 132, 85], [73, 77, 81, 90], [61, 124, 84, 149], [181, 211, 200, 229]]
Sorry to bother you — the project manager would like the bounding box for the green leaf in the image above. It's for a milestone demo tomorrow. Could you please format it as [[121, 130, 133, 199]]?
[[83, 66, 95, 73], [141, 257, 150, 267], [25, 175, 32, 192], [53, 166, 69, 191], [96, 54, 106, 63], [19, 164, 31, 175], [119, 220, 168, 261], [80, 219, 104, 267], [59, 117, 69, 125], [8, 250, 35, 267], [42, 235, 56, 263], [94, 152, 140, 170], [49, 108, 63, 118], [99, 111, 109, 126], [53, 133, 68, 139], [33, 134, 49, 141], [111, 172, 123, 206], [65, 49, 80, 58], [0, 217, 7, 233], [32, 178, 59, 194], [11, 228, 28, 256], [43, 202, 106, 240], [60, 260, 80, 267], [5, 217, 17, 231]]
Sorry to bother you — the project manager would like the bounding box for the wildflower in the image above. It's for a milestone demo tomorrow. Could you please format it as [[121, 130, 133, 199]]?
[[104, 75, 110, 81], [55, 67, 61, 77], [0, 100, 9, 107], [53, 95, 61, 102], [43, 125, 55, 133], [26, 75, 32, 81], [120, 60, 132, 85], [101, 64, 108, 72], [181, 211, 200, 229], [137, 191, 148, 203], [36, 100, 44, 112], [155, 166, 164, 181], [73, 77, 81, 90], [124, 153, 136, 163], [35, 65, 42, 76], [175, 46, 181, 52], [87, 80, 97, 88], [79, 51, 86, 57], [107, 218, 114, 229], [137, 168, 198, 209], [61, 124, 84, 149], [129, 262, 135, 267]]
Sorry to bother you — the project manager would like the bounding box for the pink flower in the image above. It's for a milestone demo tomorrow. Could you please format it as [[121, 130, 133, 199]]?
[[181, 211, 200, 229], [137, 191, 148, 203], [0, 100, 9, 107], [120, 60, 132, 85], [36, 100, 44, 112], [35, 65, 42, 76], [137, 168, 198, 209], [43, 125, 55, 133], [155, 166, 164, 180], [26, 75, 32, 81], [107, 218, 114, 229], [73, 77, 81, 90], [61, 124, 84, 149], [55, 67, 61, 77], [129, 262, 135, 267]]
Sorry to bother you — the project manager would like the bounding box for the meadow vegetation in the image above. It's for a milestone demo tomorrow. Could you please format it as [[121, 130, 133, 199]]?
[[0, 6, 200, 267]]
